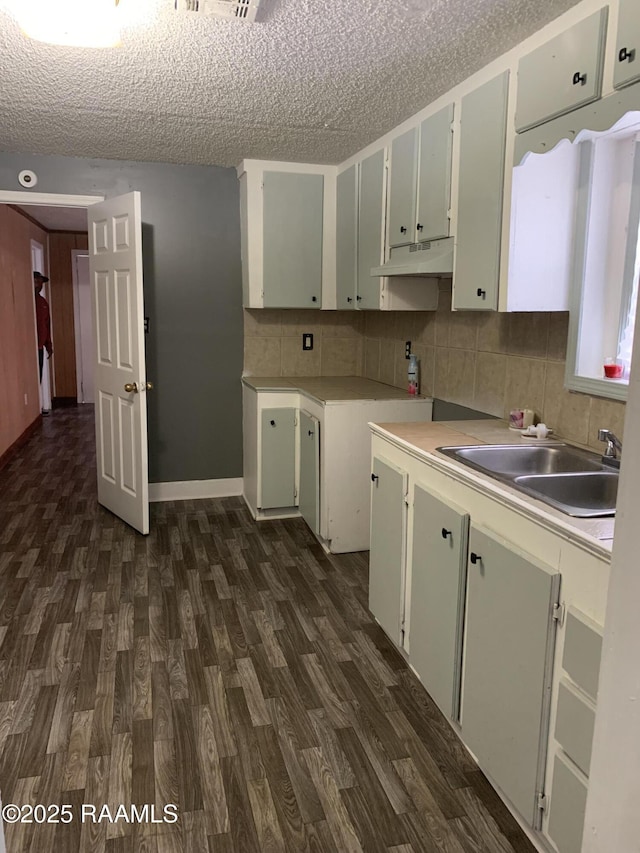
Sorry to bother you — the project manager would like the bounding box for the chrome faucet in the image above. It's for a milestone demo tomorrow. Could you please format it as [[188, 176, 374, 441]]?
[[598, 429, 622, 468]]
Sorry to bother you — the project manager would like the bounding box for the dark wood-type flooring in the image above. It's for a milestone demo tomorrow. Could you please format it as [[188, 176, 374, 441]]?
[[0, 407, 535, 853]]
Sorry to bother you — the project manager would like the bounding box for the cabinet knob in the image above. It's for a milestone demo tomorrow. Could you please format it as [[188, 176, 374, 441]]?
[[400, 226, 407, 234], [416, 223, 424, 232], [356, 295, 362, 301], [619, 47, 636, 63], [371, 473, 379, 483], [311, 296, 318, 302], [347, 297, 353, 303], [470, 552, 481, 565], [476, 288, 486, 298], [270, 420, 276, 426], [572, 71, 587, 86], [441, 528, 452, 539], [308, 430, 314, 436]]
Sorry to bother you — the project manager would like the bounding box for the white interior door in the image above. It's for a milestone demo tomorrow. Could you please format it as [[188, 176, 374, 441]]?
[[72, 251, 94, 403], [88, 191, 149, 534]]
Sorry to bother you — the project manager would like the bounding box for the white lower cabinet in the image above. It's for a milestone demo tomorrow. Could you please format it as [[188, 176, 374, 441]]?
[[260, 407, 297, 509], [369, 427, 610, 849], [243, 381, 432, 552], [408, 484, 468, 720], [369, 456, 408, 646], [298, 410, 320, 535], [461, 525, 560, 829]]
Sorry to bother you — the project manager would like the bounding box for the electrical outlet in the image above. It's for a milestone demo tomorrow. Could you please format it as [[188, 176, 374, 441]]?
[[302, 333, 314, 351], [405, 340, 412, 359]]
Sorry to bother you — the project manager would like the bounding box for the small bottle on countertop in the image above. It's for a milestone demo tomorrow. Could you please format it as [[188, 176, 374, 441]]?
[[408, 354, 419, 395]]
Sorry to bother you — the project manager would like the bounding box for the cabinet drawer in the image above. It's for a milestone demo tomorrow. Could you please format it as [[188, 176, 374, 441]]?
[[548, 752, 588, 853], [515, 8, 608, 132], [562, 607, 603, 702], [554, 678, 596, 777]]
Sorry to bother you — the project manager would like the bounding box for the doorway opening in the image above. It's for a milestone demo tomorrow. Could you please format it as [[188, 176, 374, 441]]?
[[0, 191, 102, 414], [72, 249, 94, 404]]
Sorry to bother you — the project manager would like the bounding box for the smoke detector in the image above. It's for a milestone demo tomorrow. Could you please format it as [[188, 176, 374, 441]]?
[[174, 0, 261, 21]]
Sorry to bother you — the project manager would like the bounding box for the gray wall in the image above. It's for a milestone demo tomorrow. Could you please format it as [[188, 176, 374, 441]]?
[[0, 152, 244, 483]]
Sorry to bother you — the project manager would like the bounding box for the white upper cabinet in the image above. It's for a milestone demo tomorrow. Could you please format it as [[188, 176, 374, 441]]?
[[263, 171, 323, 308], [387, 128, 418, 248], [454, 72, 509, 311], [387, 107, 454, 249], [335, 164, 359, 310], [238, 160, 336, 309], [614, 0, 640, 89], [515, 8, 608, 133], [357, 149, 386, 310], [416, 104, 454, 242]]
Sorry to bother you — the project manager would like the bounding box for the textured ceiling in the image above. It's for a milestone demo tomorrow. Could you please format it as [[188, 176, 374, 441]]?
[[0, 0, 583, 168]]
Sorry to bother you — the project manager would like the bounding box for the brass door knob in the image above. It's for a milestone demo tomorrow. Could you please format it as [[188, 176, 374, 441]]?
[[124, 382, 138, 393], [144, 381, 154, 391]]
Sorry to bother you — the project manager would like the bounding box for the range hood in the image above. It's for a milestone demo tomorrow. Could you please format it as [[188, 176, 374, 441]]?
[[371, 237, 454, 277]]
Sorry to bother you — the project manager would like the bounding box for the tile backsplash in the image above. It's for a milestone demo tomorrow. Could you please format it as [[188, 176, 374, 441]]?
[[244, 309, 364, 377], [244, 285, 625, 450]]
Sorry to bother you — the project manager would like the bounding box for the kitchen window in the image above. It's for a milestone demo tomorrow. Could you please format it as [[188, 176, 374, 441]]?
[[565, 112, 640, 401]]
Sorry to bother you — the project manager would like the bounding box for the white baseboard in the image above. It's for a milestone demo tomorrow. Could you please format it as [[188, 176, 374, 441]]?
[[149, 478, 243, 502]]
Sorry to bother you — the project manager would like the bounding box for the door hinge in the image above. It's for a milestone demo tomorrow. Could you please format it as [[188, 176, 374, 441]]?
[[536, 791, 548, 814], [294, 487, 298, 499], [552, 601, 565, 626], [294, 415, 298, 426]]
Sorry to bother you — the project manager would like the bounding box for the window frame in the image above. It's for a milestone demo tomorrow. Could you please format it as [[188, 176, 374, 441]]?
[[565, 116, 640, 402]]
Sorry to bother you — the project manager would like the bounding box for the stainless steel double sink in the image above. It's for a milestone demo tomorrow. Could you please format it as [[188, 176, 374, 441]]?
[[436, 443, 618, 517]]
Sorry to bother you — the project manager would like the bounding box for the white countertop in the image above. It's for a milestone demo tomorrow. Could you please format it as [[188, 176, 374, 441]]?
[[242, 375, 431, 404], [371, 419, 615, 559]]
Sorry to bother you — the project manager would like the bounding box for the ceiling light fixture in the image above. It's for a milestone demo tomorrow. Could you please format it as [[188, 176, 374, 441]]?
[[2, 0, 121, 47], [174, 0, 262, 23]]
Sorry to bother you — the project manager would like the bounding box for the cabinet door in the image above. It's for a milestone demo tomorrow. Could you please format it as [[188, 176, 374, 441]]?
[[515, 9, 607, 132], [614, 0, 640, 89], [260, 408, 296, 508], [388, 128, 418, 248], [299, 411, 320, 535], [263, 172, 323, 308], [357, 150, 385, 310], [336, 165, 358, 310], [369, 456, 407, 645], [409, 485, 468, 720], [416, 104, 454, 241], [454, 72, 509, 311], [461, 526, 560, 827]]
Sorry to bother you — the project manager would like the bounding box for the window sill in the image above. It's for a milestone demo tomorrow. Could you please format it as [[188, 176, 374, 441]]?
[[565, 371, 629, 402]]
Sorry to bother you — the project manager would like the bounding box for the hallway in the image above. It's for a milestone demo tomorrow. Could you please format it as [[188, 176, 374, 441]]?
[[0, 408, 534, 853]]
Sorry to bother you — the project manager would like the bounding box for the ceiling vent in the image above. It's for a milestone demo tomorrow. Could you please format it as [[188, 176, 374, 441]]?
[[174, 0, 261, 21]]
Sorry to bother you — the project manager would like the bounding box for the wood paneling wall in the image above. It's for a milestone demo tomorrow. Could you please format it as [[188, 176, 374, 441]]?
[[49, 232, 89, 399], [0, 206, 48, 458]]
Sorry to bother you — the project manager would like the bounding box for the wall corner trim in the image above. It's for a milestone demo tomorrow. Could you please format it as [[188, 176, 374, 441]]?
[[149, 477, 243, 502]]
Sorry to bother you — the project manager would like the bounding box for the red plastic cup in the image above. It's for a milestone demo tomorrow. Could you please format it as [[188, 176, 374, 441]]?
[[604, 363, 623, 378]]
